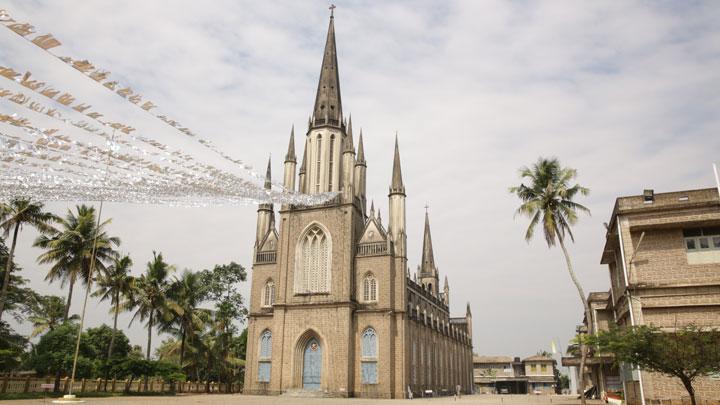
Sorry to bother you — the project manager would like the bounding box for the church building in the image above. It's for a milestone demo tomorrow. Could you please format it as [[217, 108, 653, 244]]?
[[243, 11, 474, 398]]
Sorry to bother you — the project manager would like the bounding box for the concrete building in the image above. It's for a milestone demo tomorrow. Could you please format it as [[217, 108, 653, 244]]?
[[243, 12, 473, 399], [474, 355, 557, 394], [573, 187, 720, 404], [562, 292, 622, 398]]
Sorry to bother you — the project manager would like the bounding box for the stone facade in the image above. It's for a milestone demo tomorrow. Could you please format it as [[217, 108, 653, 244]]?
[[242, 13, 474, 399], [598, 188, 720, 404]]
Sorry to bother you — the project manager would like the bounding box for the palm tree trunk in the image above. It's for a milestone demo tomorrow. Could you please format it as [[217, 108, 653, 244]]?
[[104, 293, 120, 389], [145, 310, 153, 391], [54, 269, 77, 393], [0, 222, 20, 321], [108, 292, 120, 360], [180, 328, 186, 368], [556, 229, 592, 405], [64, 273, 76, 322]]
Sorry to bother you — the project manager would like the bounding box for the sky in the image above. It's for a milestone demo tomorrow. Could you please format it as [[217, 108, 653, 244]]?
[[1, 1, 720, 360]]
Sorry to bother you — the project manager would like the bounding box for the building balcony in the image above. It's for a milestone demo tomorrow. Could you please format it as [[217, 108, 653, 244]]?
[[357, 241, 388, 256], [255, 250, 277, 264]]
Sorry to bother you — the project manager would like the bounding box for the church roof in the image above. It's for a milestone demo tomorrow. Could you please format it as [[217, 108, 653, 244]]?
[[312, 13, 342, 126]]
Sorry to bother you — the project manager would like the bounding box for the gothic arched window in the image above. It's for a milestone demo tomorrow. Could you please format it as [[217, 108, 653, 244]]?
[[258, 330, 272, 382], [262, 280, 275, 307], [363, 273, 377, 302], [296, 225, 331, 294], [360, 328, 378, 384]]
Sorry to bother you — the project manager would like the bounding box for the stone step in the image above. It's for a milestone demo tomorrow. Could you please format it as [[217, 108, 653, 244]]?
[[281, 388, 332, 398]]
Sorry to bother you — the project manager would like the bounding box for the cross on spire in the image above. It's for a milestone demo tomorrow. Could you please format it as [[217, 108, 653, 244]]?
[[424, 203, 430, 213], [329, 4, 336, 18]]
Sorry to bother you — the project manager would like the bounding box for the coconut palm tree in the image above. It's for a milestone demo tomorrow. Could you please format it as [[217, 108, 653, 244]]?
[[509, 157, 591, 403], [165, 270, 211, 371], [35, 205, 120, 321], [28, 295, 79, 337], [128, 252, 177, 390], [0, 198, 58, 320], [92, 254, 134, 363]]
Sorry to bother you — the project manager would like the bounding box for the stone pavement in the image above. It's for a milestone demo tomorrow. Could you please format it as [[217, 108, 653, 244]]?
[[2, 394, 603, 405]]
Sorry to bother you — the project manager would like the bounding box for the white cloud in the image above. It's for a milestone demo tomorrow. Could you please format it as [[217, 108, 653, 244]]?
[[2, 0, 719, 358]]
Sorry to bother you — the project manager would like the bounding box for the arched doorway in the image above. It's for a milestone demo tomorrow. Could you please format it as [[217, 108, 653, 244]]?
[[302, 338, 322, 390]]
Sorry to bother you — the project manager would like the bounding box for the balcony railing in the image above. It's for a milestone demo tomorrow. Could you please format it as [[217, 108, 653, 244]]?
[[357, 242, 388, 257], [255, 251, 277, 264]]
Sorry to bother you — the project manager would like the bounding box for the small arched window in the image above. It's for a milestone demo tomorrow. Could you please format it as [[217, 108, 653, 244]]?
[[315, 136, 322, 193], [328, 135, 335, 190], [262, 280, 275, 307], [258, 330, 272, 382], [363, 273, 377, 302], [360, 328, 378, 384]]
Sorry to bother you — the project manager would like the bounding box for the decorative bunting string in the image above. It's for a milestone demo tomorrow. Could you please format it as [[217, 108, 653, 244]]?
[[0, 9, 287, 187]]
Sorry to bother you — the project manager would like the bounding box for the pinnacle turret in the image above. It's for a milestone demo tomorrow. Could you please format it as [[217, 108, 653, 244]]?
[[264, 156, 272, 190], [285, 126, 296, 163], [390, 135, 405, 195], [420, 211, 436, 275], [356, 131, 366, 164], [299, 146, 307, 174], [344, 115, 355, 153]]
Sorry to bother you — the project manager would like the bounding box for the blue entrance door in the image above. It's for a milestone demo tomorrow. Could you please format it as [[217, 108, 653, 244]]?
[[302, 339, 322, 390]]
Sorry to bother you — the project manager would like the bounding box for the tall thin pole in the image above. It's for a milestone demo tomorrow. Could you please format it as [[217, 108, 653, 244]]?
[[713, 163, 720, 200], [66, 129, 116, 398]]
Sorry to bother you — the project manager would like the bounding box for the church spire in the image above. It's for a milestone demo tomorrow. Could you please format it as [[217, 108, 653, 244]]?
[[390, 134, 405, 195], [312, 11, 342, 127], [420, 211, 436, 275]]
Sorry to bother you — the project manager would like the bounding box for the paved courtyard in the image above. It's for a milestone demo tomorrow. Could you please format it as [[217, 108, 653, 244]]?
[[3, 394, 602, 405]]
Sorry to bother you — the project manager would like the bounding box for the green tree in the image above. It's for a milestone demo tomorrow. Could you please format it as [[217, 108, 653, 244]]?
[[85, 324, 131, 381], [0, 323, 27, 372], [510, 157, 591, 403], [199, 262, 247, 391], [35, 205, 120, 321], [27, 323, 96, 379], [0, 238, 37, 322], [165, 270, 211, 371], [128, 252, 177, 390], [590, 325, 720, 405], [85, 324, 131, 361], [113, 358, 155, 393], [28, 295, 78, 338], [92, 254, 134, 365], [0, 198, 58, 320]]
